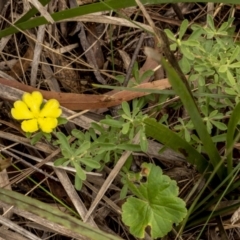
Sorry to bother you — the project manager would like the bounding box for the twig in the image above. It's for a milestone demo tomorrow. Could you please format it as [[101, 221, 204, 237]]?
[[123, 32, 145, 87]]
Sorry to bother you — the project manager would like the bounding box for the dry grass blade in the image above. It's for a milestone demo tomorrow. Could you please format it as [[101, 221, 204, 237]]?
[[54, 168, 98, 227], [28, 0, 54, 24], [231, 207, 240, 225], [0, 227, 29, 240], [30, 25, 45, 87], [0, 169, 12, 219], [0, 201, 90, 240], [0, 214, 41, 240], [78, 23, 106, 85]]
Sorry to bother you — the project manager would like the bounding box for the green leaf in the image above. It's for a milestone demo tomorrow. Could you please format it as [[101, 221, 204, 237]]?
[[57, 117, 68, 125], [140, 69, 154, 83], [74, 174, 83, 191], [229, 46, 240, 63], [211, 121, 227, 131], [30, 132, 43, 145], [132, 62, 140, 82], [26, 132, 32, 138], [188, 28, 203, 40], [140, 129, 148, 152], [42, 132, 52, 141], [94, 143, 116, 152], [209, 110, 218, 118], [78, 158, 101, 169], [218, 65, 228, 73], [164, 29, 176, 42], [122, 163, 187, 239], [115, 75, 125, 84], [55, 132, 73, 154], [100, 119, 122, 128], [207, 15, 215, 31], [218, 20, 231, 32], [120, 183, 128, 199], [170, 43, 177, 51], [117, 143, 142, 151], [89, 128, 97, 141], [225, 87, 236, 95], [229, 61, 240, 68], [71, 129, 85, 141], [184, 128, 191, 142], [54, 157, 68, 166], [212, 133, 226, 143], [226, 70, 236, 86], [180, 45, 195, 60], [179, 56, 191, 74], [179, 19, 189, 40], [122, 101, 131, 118], [144, 118, 209, 174], [91, 122, 105, 134], [182, 39, 199, 47], [73, 161, 86, 181], [122, 122, 130, 134], [76, 141, 91, 155]]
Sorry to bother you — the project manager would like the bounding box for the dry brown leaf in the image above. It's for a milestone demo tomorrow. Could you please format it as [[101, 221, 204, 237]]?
[[0, 77, 171, 110]]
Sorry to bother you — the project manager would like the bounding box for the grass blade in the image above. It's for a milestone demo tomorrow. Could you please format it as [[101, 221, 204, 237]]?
[[1, 0, 240, 38], [144, 118, 210, 174], [15, 0, 51, 24], [226, 102, 240, 175], [161, 57, 225, 180], [0, 188, 122, 240]]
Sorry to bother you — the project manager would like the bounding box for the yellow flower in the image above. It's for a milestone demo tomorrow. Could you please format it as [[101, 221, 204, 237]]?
[[11, 91, 62, 133], [11, 101, 34, 120], [22, 119, 39, 133], [22, 91, 43, 117], [38, 117, 58, 133], [39, 99, 62, 118]]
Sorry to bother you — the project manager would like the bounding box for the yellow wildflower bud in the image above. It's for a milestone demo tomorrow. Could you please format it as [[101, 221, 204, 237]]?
[[11, 101, 34, 120], [39, 99, 62, 118], [38, 117, 58, 133], [21, 119, 39, 133]]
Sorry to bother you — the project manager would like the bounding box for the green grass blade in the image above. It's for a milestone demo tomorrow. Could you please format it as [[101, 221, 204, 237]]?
[[189, 163, 240, 220], [0, 0, 135, 38], [187, 201, 240, 228], [1, 0, 240, 38], [0, 188, 122, 240], [226, 102, 240, 175], [144, 118, 210, 174], [161, 57, 226, 180], [15, 0, 51, 24], [187, 166, 240, 230]]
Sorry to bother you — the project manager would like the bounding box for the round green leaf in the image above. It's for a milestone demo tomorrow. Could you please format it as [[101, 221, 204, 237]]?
[[122, 163, 187, 239]]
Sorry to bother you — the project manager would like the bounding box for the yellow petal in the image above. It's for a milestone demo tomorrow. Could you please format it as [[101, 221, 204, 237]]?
[[11, 101, 34, 120], [39, 99, 62, 118], [22, 91, 43, 117], [38, 117, 58, 133], [21, 119, 39, 133]]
